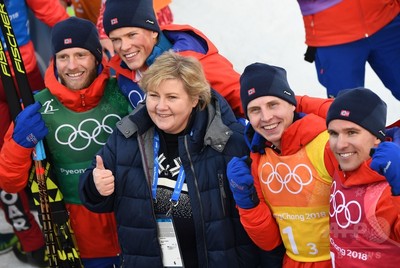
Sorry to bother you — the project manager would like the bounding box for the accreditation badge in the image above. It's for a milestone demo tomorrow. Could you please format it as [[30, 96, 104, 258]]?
[[156, 215, 184, 267]]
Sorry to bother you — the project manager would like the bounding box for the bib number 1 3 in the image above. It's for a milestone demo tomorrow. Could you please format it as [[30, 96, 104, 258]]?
[[282, 226, 318, 255]]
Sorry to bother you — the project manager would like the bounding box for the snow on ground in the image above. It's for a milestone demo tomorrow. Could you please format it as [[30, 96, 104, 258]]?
[[1, 0, 400, 266]]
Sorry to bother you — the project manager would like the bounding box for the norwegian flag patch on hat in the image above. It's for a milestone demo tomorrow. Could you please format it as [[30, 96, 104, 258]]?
[[340, 110, 350, 117], [248, 88, 256, 96], [111, 18, 118, 25]]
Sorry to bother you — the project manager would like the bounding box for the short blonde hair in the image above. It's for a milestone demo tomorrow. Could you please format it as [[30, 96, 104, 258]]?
[[139, 51, 211, 110]]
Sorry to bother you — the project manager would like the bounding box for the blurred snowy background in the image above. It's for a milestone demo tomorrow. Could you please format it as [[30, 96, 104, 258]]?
[[171, 0, 400, 125]]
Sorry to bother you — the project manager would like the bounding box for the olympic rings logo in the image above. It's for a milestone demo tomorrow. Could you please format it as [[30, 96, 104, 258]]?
[[128, 89, 145, 108], [54, 114, 122, 151], [330, 181, 362, 228], [260, 162, 313, 194]]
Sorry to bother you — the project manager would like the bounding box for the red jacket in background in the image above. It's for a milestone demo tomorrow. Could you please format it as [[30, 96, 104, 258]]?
[[302, 0, 400, 46]]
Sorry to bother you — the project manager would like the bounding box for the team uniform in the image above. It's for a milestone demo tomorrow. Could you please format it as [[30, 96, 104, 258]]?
[[330, 161, 400, 267], [0, 59, 130, 265], [0, 0, 68, 259], [239, 113, 336, 268]]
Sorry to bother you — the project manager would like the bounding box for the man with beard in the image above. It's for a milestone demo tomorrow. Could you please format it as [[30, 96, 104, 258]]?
[[0, 17, 130, 268]]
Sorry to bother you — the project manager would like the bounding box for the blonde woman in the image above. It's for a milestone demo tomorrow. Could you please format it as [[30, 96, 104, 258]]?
[[80, 51, 263, 267]]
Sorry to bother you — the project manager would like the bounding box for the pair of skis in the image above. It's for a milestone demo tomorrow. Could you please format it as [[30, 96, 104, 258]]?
[[0, 2, 81, 267]]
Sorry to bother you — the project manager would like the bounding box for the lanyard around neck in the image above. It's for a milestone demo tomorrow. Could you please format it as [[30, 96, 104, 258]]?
[[152, 131, 186, 210]]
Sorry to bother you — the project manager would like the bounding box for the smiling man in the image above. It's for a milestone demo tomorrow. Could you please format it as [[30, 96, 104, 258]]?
[[102, 0, 244, 116], [0, 17, 130, 268], [227, 62, 338, 268], [326, 88, 400, 267]]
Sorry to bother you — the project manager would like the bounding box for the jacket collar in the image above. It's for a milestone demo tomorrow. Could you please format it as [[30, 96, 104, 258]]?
[[44, 58, 109, 112], [202, 94, 233, 152], [244, 112, 326, 155], [337, 159, 387, 187], [145, 32, 173, 66]]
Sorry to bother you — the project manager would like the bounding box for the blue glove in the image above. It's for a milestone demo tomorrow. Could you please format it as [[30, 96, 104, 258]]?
[[13, 102, 48, 148], [227, 156, 259, 209], [370, 142, 400, 196], [385, 127, 400, 146]]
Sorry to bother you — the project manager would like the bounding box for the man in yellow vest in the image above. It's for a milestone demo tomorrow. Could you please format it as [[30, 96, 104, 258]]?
[[227, 62, 337, 268]]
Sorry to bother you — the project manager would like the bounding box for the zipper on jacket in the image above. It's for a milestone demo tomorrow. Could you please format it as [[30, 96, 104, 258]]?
[[138, 130, 164, 264], [218, 172, 227, 216], [183, 135, 209, 267]]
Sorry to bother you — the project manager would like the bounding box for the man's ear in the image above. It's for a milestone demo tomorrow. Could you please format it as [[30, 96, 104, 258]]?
[[374, 137, 381, 146]]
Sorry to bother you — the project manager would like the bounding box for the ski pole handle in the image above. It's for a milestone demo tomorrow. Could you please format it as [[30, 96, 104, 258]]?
[[33, 141, 46, 161]]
